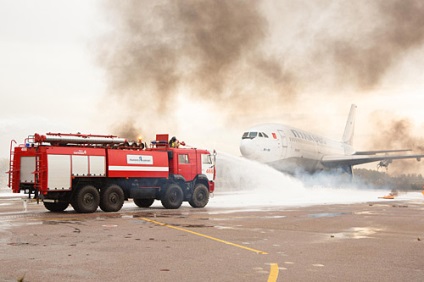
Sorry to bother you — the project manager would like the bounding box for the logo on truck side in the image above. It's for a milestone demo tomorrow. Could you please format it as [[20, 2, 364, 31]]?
[[127, 155, 153, 165]]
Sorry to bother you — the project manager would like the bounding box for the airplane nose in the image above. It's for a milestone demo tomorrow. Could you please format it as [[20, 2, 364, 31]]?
[[240, 140, 255, 158]]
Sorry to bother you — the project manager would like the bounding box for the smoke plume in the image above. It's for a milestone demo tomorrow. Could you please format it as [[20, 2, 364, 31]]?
[[371, 118, 424, 151], [97, 0, 294, 138], [369, 114, 424, 174], [306, 1, 424, 90], [96, 0, 424, 141]]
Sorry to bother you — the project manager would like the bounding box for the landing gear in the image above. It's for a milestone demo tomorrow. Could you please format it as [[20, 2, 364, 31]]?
[[343, 165, 354, 181]]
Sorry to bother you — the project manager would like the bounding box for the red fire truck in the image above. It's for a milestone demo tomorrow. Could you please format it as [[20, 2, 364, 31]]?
[[8, 133, 215, 213]]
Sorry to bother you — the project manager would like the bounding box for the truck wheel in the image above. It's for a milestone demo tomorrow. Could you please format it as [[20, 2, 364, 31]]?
[[43, 201, 69, 212], [161, 184, 183, 209], [73, 185, 100, 213], [133, 198, 155, 208], [100, 184, 124, 212], [189, 184, 209, 208]]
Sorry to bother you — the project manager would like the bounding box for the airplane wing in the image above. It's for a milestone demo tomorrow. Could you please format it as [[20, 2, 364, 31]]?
[[354, 149, 411, 155], [321, 153, 424, 168]]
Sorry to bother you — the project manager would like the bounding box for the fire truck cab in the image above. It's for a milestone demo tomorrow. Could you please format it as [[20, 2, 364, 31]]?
[[8, 133, 216, 213]]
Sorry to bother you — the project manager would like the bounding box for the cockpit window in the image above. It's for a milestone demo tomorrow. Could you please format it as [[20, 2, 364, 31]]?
[[242, 132, 269, 139], [242, 132, 258, 139]]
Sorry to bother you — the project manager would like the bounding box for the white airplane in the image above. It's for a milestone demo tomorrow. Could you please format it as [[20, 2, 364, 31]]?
[[240, 104, 424, 175]]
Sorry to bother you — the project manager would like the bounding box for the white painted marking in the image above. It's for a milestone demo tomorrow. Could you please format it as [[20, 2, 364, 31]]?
[[108, 166, 169, 172]]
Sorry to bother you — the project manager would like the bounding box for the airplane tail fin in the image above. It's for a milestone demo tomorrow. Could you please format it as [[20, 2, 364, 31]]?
[[342, 104, 357, 145]]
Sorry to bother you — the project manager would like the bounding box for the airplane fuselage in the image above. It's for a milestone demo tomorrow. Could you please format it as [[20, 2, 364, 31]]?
[[240, 105, 424, 175], [240, 123, 354, 174]]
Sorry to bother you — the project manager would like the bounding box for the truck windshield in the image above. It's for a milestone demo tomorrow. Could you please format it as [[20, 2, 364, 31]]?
[[202, 154, 212, 164]]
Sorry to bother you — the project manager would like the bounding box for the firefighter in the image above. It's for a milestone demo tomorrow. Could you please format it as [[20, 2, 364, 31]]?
[[169, 136, 180, 148]]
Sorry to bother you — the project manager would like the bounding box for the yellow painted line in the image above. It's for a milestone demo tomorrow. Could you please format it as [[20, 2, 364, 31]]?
[[139, 217, 268, 255], [267, 263, 279, 282]]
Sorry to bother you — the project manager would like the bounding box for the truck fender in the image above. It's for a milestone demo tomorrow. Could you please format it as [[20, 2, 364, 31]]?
[[169, 174, 186, 183], [193, 174, 209, 187], [167, 174, 188, 197]]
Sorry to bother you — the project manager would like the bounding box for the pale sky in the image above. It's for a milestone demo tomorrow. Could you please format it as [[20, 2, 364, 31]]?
[[1, 0, 424, 174], [0, 0, 107, 158]]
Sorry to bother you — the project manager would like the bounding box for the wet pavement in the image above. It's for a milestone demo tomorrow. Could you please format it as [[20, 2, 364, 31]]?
[[1, 195, 424, 281]]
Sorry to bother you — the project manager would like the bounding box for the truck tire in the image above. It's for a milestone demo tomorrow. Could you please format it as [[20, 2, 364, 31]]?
[[189, 184, 209, 208], [100, 184, 124, 212], [133, 198, 155, 208], [161, 184, 183, 209], [73, 185, 100, 213], [43, 201, 69, 212]]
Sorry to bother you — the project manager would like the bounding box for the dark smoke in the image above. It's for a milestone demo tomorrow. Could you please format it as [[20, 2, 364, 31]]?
[[112, 121, 142, 142], [96, 0, 297, 137], [312, 0, 424, 90], [372, 118, 424, 150], [96, 0, 424, 137], [370, 115, 424, 174]]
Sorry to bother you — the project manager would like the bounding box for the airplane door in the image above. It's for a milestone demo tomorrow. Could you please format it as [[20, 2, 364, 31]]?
[[278, 130, 287, 158]]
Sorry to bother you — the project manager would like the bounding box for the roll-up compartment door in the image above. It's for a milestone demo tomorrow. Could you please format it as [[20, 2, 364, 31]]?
[[48, 155, 71, 190]]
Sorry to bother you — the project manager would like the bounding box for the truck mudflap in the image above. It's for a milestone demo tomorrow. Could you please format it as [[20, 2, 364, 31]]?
[[208, 180, 215, 193]]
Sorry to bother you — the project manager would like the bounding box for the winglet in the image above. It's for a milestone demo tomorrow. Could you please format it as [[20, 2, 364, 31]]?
[[342, 104, 357, 145]]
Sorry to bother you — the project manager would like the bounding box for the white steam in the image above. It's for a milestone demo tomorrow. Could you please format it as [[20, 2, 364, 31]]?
[[210, 152, 390, 209]]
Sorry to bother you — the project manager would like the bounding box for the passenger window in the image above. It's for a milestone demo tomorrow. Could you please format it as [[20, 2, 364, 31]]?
[[178, 154, 189, 164]]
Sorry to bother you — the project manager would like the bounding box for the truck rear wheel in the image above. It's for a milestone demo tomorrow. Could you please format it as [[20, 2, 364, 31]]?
[[43, 201, 69, 212], [134, 198, 155, 208], [73, 185, 100, 213], [100, 184, 124, 212], [161, 184, 183, 209], [189, 184, 209, 208]]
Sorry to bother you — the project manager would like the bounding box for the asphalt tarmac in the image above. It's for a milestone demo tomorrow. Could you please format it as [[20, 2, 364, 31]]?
[[1, 194, 423, 282]]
